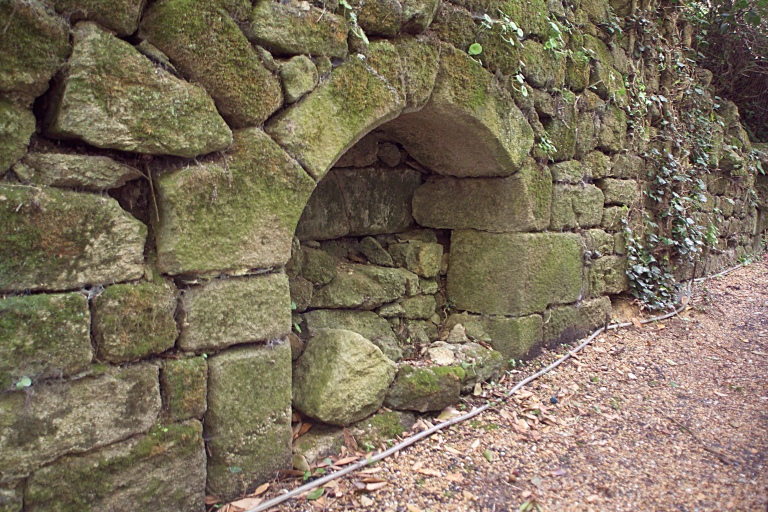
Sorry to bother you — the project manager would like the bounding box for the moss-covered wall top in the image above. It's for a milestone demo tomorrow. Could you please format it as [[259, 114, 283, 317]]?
[[0, 0, 765, 509]]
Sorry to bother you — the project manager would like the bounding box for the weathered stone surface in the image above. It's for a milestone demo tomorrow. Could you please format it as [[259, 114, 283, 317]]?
[[384, 365, 463, 412], [155, 128, 315, 275], [0, 184, 147, 293], [292, 424, 344, 464], [247, 1, 348, 57], [24, 421, 205, 512], [295, 172, 350, 240], [584, 229, 614, 256], [301, 247, 336, 286], [597, 178, 639, 206], [46, 22, 232, 158], [289, 276, 313, 313], [352, 410, 415, 448], [402, 0, 440, 33], [141, 0, 282, 128], [0, 480, 22, 512], [206, 344, 292, 500], [591, 62, 625, 105], [543, 296, 611, 346], [335, 167, 423, 236], [484, 314, 544, 362], [293, 329, 397, 425], [13, 152, 142, 191], [311, 264, 411, 309], [413, 158, 552, 232], [550, 184, 605, 230], [400, 295, 437, 319], [0, 293, 91, 391], [382, 44, 533, 178], [550, 160, 588, 184], [611, 153, 643, 178], [377, 142, 403, 167], [589, 256, 628, 295], [521, 40, 566, 90], [281, 55, 319, 103], [334, 133, 379, 168], [389, 241, 443, 278], [0, 364, 161, 481], [574, 111, 598, 159], [394, 36, 440, 112], [597, 105, 627, 153], [448, 231, 584, 316], [267, 42, 404, 180], [53, 0, 145, 36], [0, 98, 35, 173], [162, 357, 207, 422], [454, 343, 504, 392], [355, 0, 403, 36], [303, 309, 402, 362], [0, 1, 70, 100], [93, 282, 177, 363], [360, 237, 394, 266], [178, 274, 290, 351], [582, 151, 612, 179], [601, 205, 629, 230]]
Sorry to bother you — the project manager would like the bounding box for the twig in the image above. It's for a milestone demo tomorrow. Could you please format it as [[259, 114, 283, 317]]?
[[654, 408, 738, 466]]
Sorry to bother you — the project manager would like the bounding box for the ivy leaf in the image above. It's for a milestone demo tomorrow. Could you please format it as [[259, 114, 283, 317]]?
[[307, 488, 324, 500], [468, 43, 483, 56]]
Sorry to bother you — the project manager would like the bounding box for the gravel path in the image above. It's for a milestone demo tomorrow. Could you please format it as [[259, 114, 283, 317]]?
[[226, 258, 768, 512]]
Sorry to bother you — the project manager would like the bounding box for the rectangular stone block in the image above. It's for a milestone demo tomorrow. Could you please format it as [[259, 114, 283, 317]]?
[[205, 344, 292, 501], [0, 293, 91, 390], [412, 158, 552, 232], [161, 357, 207, 422], [178, 273, 291, 351], [589, 255, 629, 296], [596, 178, 640, 206], [0, 364, 161, 480], [24, 421, 205, 512], [549, 184, 604, 230], [484, 314, 543, 362], [543, 296, 612, 347], [448, 231, 584, 316]]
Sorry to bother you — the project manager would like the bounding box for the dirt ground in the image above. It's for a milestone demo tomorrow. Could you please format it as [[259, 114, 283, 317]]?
[[221, 257, 768, 512]]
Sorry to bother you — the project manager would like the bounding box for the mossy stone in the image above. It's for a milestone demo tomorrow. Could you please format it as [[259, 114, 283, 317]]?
[[161, 357, 207, 422], [267, 42, 405, 181], [550, 184, 605, 230], [597, 105, 627, 153], [584, 229, 614, 256], [448, 231, 584, 316], [582, 151, 612, 179], [92, 282, 177, 364], [542, 91, 578, 162], [388, 241, 443, 278], [46, 22, 232, 158], [292, 424, 344, 464], [521, 40, 566, 91], [473, 21, 523, 77], [303, 309, 402, 362], [384, 365, 463, 412], [24, 421, 205, 512], [591, 62, 626, 105], [454, 343, 504, 392], [543, 296, 611, 346], [596, 178, 639, 205], [573, 111, 598, 159], [155, 128, 315, 275], [0, 293, 92, 391], [601, 205, 629, 230], [0, 364, 161, 481], [247, 1, 348, 57], [206, 343, 293, 500], [382, 43, 533, 178], [141, 0, 283, 128], [0, 1, 70, 101], [450, 0, 549, 38], [550, 160, 588, 184], [352, 410, 415, 448], [289, 276, 313, 313], [481, 314, 543, 361], [0, 481, 22, 512], [280, 55, 319, 103], [413, 158, 552, 232], [588, 255, 628, 295], [0, 184, 147, 293], [400, 295, 437, 319], [12, 152, 142, 191], [301, 247, 336, 286], [311, 264, 413, 309], [611, 153, 643, 179], [295, 171, 351, 241], [581, 0, 609, 22], [293, 329, 397, 425], [355, 0, 403, 36], [360, 237, 395, 266], [178, 273, 291, 351], [402, 0, 440, 33], [53, 0, 145, 36], [429, 5, 477, 59], [0, 97, 35, 174]]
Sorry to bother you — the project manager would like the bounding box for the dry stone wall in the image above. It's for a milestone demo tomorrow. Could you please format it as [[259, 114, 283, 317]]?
[[0, 0, 763, 509]]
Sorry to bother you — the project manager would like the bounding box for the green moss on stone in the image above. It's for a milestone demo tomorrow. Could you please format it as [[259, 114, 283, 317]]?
[[53, 0, 145, 36], [0, 97, 35, 173], [353, 411, 407, 447], [161, 357, 207, 422], [155, 128, 315, 275], [92, 282, 178, 363], [0, 293, 91, 390], [141, 0, 282, 128], [0, 184, 147, 292]]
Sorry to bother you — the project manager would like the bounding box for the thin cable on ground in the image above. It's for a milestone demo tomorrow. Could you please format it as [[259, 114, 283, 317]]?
[[247, 262, 743, 512]]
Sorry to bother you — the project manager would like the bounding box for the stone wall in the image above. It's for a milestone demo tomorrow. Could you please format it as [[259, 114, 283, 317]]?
[[0, 0, 763, 509]]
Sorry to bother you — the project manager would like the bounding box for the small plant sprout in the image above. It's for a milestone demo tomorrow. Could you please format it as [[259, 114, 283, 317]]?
[[468, 42, 483, 56], [15, 376, 32, 390]]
